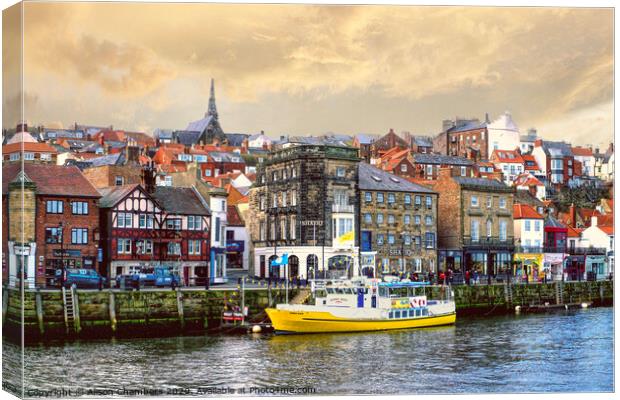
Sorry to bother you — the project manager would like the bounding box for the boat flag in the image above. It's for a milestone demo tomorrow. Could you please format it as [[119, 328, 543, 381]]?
[[270, 253, 289, 267]]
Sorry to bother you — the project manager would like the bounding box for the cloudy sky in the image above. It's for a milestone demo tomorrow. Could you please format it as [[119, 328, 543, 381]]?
[[2, 3, 614, 147]]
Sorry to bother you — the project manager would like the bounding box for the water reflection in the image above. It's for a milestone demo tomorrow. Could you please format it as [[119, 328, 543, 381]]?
[[6, 308, 613, 396]]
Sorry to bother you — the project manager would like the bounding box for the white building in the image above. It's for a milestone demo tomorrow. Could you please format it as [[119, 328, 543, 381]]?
[[487, 111, 521, 156], [580, 216, 614, 274], [490, 149, 524, 185], [248, 132, 272, 149], [572, 146, 595, 177], [208, 187, 228, 283], [513, 173, 546, 201], [226, 205, 250, 270], [513, 204, 544, 250]]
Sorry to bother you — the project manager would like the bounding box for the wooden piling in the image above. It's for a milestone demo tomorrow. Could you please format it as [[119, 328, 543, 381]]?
[[109, 290, 117, 333], [72, 286, 81, 334], [2, 288, 9, 324], [176, 289, 185, 330], [35, 289, 44, 335]]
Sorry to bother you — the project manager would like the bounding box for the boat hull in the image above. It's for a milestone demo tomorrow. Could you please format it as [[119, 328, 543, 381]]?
[[265, 308, 456, 334]]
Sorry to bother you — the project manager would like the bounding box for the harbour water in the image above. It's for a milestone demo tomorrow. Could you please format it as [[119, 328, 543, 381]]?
[[5, 307, 613, 396]]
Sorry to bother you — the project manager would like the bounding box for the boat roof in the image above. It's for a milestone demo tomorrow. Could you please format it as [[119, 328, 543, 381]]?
[[378, 281, 430, 288]]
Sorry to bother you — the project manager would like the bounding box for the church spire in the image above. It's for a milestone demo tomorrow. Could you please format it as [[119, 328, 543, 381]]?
[[206, 78, 219, 120]]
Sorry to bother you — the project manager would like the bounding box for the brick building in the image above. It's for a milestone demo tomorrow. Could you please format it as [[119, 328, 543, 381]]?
[[409, 153, 475, 180], [432, 169, 515, 280], [2, 164, 101, 287], [248, 143, 360, 280], [370, 129, 409, 157], [358, 163, 438, 278]]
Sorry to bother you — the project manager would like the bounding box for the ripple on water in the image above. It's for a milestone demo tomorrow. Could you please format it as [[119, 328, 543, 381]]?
[[9, 307, 613, 395]]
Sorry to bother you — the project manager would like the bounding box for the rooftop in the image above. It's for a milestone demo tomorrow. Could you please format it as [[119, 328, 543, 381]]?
[[359, 162, 435, 193], [3, 163, 100, 197]]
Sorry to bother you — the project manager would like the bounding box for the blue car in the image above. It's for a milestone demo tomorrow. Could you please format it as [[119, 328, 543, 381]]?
[[116, 266, 181, 289], [56, 268, 106, 289]]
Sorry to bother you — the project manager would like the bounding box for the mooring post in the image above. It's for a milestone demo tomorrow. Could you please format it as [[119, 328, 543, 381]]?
[[2, 287, 9, 325], [35, 288, 44, 335], [176, 289, 185, 330], [109, 290, 117, 333], [72, 286, 82, 334]]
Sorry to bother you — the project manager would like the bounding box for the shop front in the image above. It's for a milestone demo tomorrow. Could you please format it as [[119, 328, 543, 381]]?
[[226, 240, 245, 269], [585, 255, 607, 280], [565, 255, 585, 281], [360, 252, 377, 277], [544, 253, 566, 281], [44, 249, 96, 287], [438, 250, 463, 274], [513, 253, 543, 283]]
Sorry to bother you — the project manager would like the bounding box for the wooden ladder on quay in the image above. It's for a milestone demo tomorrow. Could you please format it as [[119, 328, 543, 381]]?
[[504, 282, 513, 305], [62, 286, 81, 334], [555, 281, 564, 305]]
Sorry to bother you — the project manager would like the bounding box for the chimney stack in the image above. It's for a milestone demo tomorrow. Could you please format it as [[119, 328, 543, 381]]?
[[569, 203, 576, 228], [591, 216, 598, 227]]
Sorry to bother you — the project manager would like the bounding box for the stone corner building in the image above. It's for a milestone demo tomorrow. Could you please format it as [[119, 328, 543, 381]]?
[[357, 162, 438, 278], [248, 143, 360, 280], [433, 168, 515, 279]]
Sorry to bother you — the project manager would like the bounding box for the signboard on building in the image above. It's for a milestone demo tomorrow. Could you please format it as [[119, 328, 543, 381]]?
[[226, 240, 245, 252]]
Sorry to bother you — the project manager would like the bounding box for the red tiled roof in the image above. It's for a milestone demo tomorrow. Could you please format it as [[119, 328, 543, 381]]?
[[2, 163, 100, 197], [566, 226, 582, 238], [514, 173, 543, 187], [599, 226, 614, 235], [571, 146, 593, 157], [227, 205, 245, 226], [513, 204, 544, 219], [2, 142, 58, 154], [597, 214, 614, 226], [522, 154, 539, 170], [226, 184, 248, 205], [491, 149, 524, 163]]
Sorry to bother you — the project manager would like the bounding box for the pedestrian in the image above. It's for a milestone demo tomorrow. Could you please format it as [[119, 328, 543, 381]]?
[[465, 270, 471, 286], [439, 271, 446, 285], [473, 269, 478, 285]]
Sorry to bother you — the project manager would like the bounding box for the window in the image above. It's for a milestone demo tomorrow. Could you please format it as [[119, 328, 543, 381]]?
[[136, 240, 153, 255], [364, 192, 372, 202], [487, 220, 492, 237], [45, 227, 62, 244], [404, 194, 411, 205], [387, 193, 395, 204], [283, 169, 288, 180], [282, 191, 287, 207], [259, 222, 266, 241], [188, 240, 201, 255], [281, 216, 287, 239], [115, 176, 124, 186], [377, 193, 384, 203], [117, 239, 131, 254], [377, 213, 384, 224], [471, 196, 479, 207], [414, 258, 422, 273], [425, 232, 435, 248], [414, 215, 421, 225], [387, 214, 395, 224], [205, 169, 212, 177], [535, 220, 541, 232], [9, 153, 19, 161], [166, 219, 181, 230], [291, 190, 297, 206], [272, 193, 278, 208], [486, 196, 492, 208], [425, 215, 433, 226], [291, 167, 297, 178], [461, 166, 467, 177], [168, 242, 181, 255], [334, 189, 348, 206], [71, 228, 88, 244], [426, 165, 433, 178], [471, 219, 480, 242], [117, 212, 133, 228], [40, 153, 52, 161], [499, 220, 508, 241], [551, 159, 563, 170], [364, 213, 372, 224], [414, 236, 421, 248], [215, 217, 221, 241], [524, 220, 531, 231], [272, 171, 278, 182], [426, 196, 432, 209], [23, 152, 34, 160], [377, 234, 384, 245], [404, 215, 411, 225], [414, 195, 422, 207], [139, 214, 147, 228], [499, 197, 507, 209], [388, 234, 395, 244], [336, 167, 346, 177], [188, 216, 203, 230], [221, 200, 226, 211], [290, 216, 296, 239], [259, 195, 266, 210], [400, 164, 407, 172], [46, 200, 63, 214]]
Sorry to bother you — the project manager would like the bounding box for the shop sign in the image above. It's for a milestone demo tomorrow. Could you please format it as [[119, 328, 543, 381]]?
[[301, 220, 323, 226], [544, 253, 564, 263], [53, 249, 82, 257], [226, 240, 245, 252]]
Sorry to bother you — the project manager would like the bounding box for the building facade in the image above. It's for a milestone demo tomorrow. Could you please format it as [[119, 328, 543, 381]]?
[[358, 163, 438, 278], [249, 144, 360, 280]]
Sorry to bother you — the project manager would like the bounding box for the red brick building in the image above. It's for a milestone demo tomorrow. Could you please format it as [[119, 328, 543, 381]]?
[[3, 164, 101, 287]]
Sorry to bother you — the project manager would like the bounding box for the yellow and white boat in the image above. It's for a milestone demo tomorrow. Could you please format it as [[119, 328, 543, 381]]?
[[266, 277, 456, 334]]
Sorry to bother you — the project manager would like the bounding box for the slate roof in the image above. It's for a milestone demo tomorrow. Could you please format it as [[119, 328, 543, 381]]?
[[358, 162, 435, 193], [186, 116, 214, 133], [152, 186, 211, 215], [153, 129, 174, 140], [87, 152, 124, 167], [174, 130, 202, 147], [225, 133, 250, 147], [355, 134, 376, 145], [411, 153, 474, 166], [2, 163, 100, 197], [544, 214, 566, 229], [412, 136, 433, 147], [453, 177, 513, 192], [209, 151, 245, 163], [514, 190, 545, 208], [541, 140, 572, 157], [449, 120, 486, 133], [98, 184, 141, 208]]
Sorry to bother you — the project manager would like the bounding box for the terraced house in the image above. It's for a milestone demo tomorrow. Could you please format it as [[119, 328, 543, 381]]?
[[432, 168, 515, 281], [358, 163, 438, 278], [248, 142, 360, 280]]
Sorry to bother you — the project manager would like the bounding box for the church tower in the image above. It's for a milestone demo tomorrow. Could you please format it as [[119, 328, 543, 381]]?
[[206, 78, 219, 121]]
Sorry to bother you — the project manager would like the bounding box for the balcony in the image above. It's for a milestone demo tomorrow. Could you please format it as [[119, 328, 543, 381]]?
[[463, 236, 515, 250], [568, 247, 607, 255], [332, 204, 354, 213]]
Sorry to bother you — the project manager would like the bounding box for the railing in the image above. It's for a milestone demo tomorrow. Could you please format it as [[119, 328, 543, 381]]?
[[568, 247, 607, 255], [463, 236, 515, 249], [332, 204, 354, 213]]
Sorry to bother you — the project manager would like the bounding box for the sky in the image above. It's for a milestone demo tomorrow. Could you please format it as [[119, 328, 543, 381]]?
[[2, 3, 614, 148]]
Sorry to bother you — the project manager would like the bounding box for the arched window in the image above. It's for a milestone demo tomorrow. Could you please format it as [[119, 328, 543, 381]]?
[[289, 255, 299, 279], [306, 254, 318, 280]]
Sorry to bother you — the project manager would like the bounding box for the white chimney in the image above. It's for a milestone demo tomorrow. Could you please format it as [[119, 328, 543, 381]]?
[[591, 216, 598, 227]]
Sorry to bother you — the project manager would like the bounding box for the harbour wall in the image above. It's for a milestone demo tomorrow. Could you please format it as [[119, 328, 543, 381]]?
[[2, 280, 613, 342]]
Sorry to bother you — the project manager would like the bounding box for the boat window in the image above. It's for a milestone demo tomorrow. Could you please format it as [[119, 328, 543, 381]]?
[[416, 309, 421, 317], [379, 287, 387, 297], [395, 311, 401, 318], [335, 288, 346, 294], [326, 288, 334, 294], [409, 310, 414, 317], [389, 311, 394, 319], [423, 309, 428, 316], [346, 288, 355, 294]]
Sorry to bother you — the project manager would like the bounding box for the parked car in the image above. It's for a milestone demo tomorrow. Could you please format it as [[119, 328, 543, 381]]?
[[55, 268, 106, 289], [116, 266, 181, 289]]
